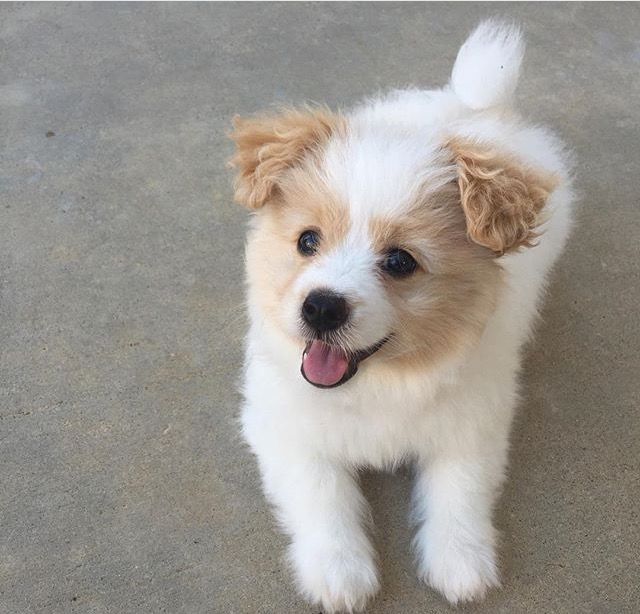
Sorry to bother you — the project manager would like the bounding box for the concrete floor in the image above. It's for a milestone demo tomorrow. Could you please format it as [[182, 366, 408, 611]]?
[[2, 3, 639, 613]]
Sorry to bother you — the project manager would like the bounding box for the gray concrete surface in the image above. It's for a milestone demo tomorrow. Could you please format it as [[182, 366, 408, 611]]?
[[1, 3, 639, 613]]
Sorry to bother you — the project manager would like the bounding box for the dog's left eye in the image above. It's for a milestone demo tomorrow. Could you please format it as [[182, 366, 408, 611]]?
[[298, 230, 320, 256], [382, 249, 417, 277]]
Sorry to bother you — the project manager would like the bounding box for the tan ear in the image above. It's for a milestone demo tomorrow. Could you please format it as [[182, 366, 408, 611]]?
[[448, 138, 558, 254], [228, 106, 341, 209]]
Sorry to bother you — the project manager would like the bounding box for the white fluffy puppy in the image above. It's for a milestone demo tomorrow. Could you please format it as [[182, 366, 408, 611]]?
[[230, 20, 573, 613]]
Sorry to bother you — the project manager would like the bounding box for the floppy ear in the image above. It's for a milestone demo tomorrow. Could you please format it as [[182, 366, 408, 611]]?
[[448, 138, 558, 254], [228, 106, 340, 209]]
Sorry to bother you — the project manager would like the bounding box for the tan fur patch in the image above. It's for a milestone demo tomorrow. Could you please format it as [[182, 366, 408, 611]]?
[[448, 138, 558, 254], [245, 157, 351, 338], [229, 106, 344, 209], [368, 183, 501, 373]]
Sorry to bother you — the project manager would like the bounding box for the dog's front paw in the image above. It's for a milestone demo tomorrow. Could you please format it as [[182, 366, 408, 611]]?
[[289, 538, 379, 613], [419, 536, 500, 604]]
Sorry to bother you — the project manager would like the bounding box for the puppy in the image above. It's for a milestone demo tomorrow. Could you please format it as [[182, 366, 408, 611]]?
[[229, 20, 573, 613]]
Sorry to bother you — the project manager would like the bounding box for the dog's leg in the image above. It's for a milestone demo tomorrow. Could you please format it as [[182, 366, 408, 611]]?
[[255, 448, 379, 613], [412, 440, 508, 604]]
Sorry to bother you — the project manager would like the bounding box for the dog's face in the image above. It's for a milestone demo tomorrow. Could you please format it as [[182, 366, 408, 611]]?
[[230, 107, 555, 388]]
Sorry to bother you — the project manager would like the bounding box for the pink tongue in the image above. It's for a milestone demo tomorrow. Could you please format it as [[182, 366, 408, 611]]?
[[302, 340, 349, 387]]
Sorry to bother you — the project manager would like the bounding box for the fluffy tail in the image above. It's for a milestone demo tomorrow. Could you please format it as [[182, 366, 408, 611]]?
[[450, 20, 524, 110]]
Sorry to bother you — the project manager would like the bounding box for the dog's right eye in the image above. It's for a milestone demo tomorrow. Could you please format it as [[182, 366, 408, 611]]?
[[298, 230, 320, 256]]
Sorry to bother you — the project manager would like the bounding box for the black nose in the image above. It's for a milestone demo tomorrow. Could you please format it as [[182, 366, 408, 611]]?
[[302, 291, 350, 332]]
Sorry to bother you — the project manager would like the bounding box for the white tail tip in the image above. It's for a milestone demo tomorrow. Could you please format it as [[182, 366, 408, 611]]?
[[451, 20, 524, 110]]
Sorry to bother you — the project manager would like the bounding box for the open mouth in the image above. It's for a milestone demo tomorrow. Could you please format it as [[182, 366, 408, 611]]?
[[300, 337, 389, 389]]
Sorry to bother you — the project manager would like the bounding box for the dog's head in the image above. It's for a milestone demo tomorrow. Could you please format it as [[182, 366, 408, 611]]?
[[229, 104, 556, 388]]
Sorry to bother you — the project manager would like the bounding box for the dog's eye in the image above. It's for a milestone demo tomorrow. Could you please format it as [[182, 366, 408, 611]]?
[[382, 249, 417, 277], [298, 230, 320, 256]]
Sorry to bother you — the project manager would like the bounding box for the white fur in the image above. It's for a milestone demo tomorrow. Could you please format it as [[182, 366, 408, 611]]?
[[451, 20, 524, 110], [240, 21, 573, 612], [289, 232, 395, 350]]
